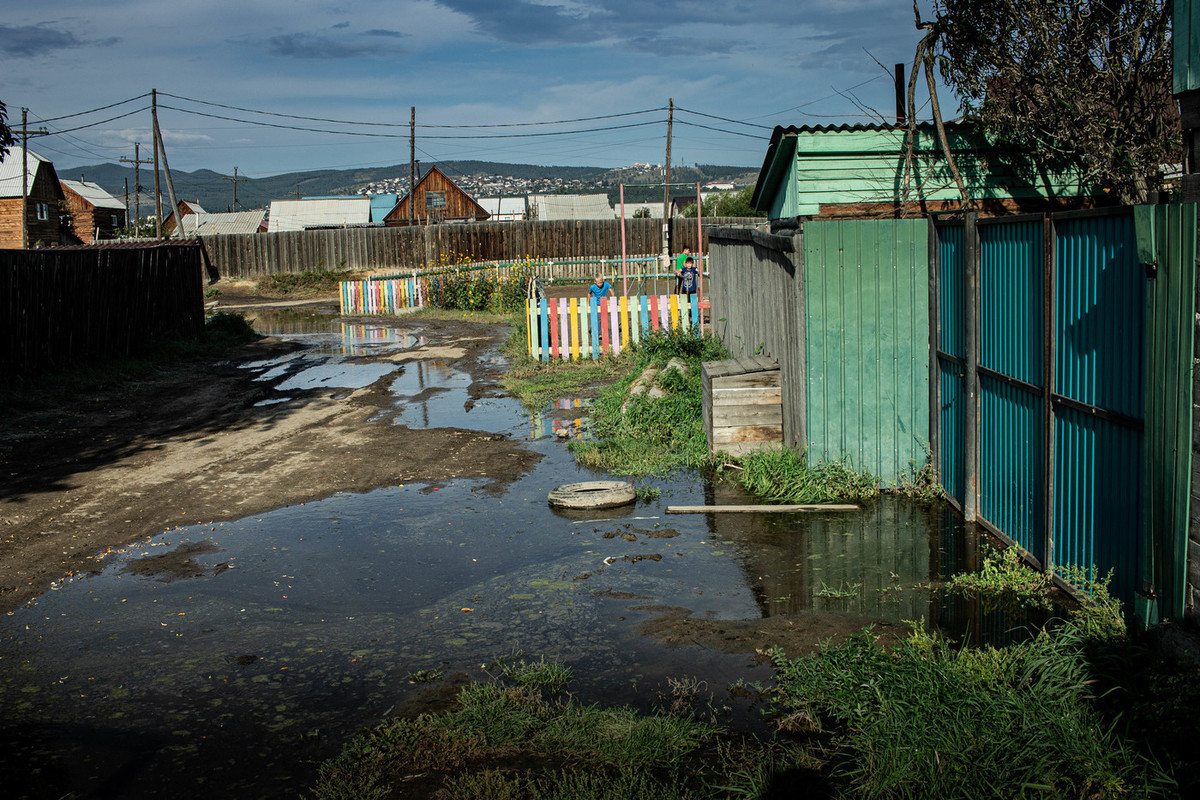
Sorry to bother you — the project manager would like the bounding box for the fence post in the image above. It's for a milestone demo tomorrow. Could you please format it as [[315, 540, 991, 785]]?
[[964, 212, 981, 523]]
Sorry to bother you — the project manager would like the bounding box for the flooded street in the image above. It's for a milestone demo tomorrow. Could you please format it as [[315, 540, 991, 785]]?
[[0, 309, 981, 799]]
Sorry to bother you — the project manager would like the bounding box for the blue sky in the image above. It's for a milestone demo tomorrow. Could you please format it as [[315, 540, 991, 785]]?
[[2, 0, 940, 177]]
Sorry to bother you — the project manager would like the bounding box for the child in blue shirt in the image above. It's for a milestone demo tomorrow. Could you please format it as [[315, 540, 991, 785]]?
[[588, 275, 612, 300]]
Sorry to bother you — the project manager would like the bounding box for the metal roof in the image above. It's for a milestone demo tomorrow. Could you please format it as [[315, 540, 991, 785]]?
[[368, 193, 398, 222], [182, 210, 267, 236], [267, 197, 372, 232], [527, 194, 614, 221], [0, 149, 52, 198], [61, 179, 125, 210], [477, 197, 526, 218]]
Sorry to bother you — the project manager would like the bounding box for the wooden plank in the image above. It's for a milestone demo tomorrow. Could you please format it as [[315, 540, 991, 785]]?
[[714, 371, 780, 389], [666, 504, 859, 514], [711, 387, 783, 406], [712, 406, 784, 427], [711, 425, 784, 444]]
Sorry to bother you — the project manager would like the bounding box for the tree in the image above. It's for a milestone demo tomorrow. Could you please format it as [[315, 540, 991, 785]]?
[[910, 0, 1177, 205], [0, 101, 15, 163], [679, 186, 765, 218]]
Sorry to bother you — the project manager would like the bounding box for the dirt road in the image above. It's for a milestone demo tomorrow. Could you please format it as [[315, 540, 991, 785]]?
[[0, 305, 540, 614]]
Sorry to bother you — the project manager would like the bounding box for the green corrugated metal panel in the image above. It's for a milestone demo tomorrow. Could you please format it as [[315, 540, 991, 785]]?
[[804, 219, 930, 482], [1137, 203, 1197, 625], [937, 224, 967, 506], [1175, 0, 1200, 95], [1052, 213, 1145, 613]]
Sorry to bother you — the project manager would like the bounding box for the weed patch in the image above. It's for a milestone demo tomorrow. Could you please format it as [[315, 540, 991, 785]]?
[[259, 267, 353, 295], [728, 447, 878, 504]]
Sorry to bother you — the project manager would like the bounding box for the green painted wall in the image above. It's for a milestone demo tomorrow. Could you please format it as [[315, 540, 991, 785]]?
[[768, 126, 1091, 218], [1175, 0, 1200, 94], [1136, 203, 1197, 625], [803, 219, 931, 483]]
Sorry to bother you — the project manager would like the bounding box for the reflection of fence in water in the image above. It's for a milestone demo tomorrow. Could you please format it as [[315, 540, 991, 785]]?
[[531, 397, 593, 440], [339, 322, 423, 356]]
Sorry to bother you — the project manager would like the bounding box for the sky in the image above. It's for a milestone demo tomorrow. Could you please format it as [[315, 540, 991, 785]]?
[[1, 0, 942, 179]]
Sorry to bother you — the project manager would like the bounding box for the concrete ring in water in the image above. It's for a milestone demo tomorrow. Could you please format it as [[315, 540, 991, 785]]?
[[547, 480, 636, 510]]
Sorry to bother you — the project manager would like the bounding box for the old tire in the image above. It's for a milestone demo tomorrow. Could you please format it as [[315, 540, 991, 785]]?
[[547, 480, 636, 510]]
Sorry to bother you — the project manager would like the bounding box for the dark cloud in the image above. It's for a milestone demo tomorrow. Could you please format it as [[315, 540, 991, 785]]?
[[437, 0, 909, 48], [363, 29, 407, 38], [267, 32, 394, 59], [331, 21, 351, 29], [0, 24, 89, 57]]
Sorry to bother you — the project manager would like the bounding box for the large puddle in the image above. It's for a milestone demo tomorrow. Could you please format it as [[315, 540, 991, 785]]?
[[0, 309, 991, 799]]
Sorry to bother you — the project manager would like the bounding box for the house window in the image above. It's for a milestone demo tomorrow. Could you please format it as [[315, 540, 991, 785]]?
[[425, 192, 446, 209], [35, 201, 49, 221], [111, 214, 120, 227]]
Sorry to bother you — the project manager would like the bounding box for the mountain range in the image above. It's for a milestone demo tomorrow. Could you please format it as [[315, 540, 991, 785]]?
[[57, 160, 759, 217]]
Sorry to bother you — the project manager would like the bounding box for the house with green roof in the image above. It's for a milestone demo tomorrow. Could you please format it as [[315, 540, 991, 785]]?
[[750, 122, 1101, 224]]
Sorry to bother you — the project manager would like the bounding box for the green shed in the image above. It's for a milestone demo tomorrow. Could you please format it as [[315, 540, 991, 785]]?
[[750, 122, 1100, 221]]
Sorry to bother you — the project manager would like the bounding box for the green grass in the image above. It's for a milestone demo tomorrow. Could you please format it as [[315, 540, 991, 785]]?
[[765, 606, 1178, 800], [567, 329, 728, 476], [259, 267, 354, 295], [308, 665, 793, 800], [729, 447, 879, 505]]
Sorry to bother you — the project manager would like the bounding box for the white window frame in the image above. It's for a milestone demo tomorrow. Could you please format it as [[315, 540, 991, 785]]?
[[35, 201, 49, 221]]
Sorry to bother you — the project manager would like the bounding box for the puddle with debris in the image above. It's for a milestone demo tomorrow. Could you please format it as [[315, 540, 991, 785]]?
[[0, 313, 995, 799]]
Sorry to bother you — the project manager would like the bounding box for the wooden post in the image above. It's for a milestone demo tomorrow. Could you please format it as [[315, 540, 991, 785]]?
[[964, 212, 980, 522]]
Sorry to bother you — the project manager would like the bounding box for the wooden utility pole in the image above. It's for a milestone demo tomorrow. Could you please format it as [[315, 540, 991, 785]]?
[[18, 109, 48, 249], [121, 142, 152, 229], [223, 167, 247, 210], [152, 114, 162, 238], [409, 106, 416, 226], [663, 99, 673, 221], [662, 98, 673, 266], [123, 177, 129, 229], [20, 108, 28, 249], [152, 89, 182, 238]]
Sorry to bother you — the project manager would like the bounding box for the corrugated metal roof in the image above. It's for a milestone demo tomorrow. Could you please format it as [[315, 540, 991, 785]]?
[[267, 197, 372, 232], [0, 149, 52, 198], [182, 210, 267, 236], [477, 197, 526, 218], [368, 194, 398, 222], [61, 179, 124, 210], [527, 194, 613, 220]]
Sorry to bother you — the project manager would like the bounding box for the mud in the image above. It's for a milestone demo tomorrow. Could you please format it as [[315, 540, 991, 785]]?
[[0, 304, 541, 614]]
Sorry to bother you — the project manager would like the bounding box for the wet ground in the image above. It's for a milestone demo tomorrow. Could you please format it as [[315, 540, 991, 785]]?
[[0, 307, 988, 799]]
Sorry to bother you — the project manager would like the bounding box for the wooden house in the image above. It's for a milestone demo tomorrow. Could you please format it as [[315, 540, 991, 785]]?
[[751, 122, 1101, 224], [162, 199, 206, 235], [385, 165, 489, 226], [0, 149, 65, 248], [60, 179, 127, 243]]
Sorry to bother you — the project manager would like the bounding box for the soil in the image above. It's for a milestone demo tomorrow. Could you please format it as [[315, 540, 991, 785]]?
[[0, 286, 541, 614]]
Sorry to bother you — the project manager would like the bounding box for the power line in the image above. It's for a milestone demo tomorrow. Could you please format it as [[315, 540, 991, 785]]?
[[674, 107, 773, 130], [673, 120, 771, 141], [32, 93, 151, 123], [36, 106, 150, 136], [157, 104, 664, 140], [159, 91, 665, 129]]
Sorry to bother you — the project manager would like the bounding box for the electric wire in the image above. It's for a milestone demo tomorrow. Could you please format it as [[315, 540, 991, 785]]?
[[159, 92, 665, 129], [31, 93, 151, 123]]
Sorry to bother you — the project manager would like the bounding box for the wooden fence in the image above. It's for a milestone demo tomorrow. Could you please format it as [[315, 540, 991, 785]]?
[[526, 294, 701, 360], [200, 217, 762, 279], [1, 244, 204, 374]]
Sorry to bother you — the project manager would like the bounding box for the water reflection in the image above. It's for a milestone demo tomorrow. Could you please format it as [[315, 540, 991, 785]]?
[[532, 397, 593, 440]]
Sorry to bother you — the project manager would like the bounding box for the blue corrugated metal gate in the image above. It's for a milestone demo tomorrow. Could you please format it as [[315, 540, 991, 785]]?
[[933, 207, 1194, 623]]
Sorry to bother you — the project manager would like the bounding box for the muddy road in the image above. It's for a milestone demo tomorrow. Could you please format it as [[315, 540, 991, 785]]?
[[0, 309, 539, 615]]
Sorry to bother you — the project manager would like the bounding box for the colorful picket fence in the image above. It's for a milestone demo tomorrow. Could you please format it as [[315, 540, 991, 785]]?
[[526, 294, 701, 360], [340, 276, 427, 314]]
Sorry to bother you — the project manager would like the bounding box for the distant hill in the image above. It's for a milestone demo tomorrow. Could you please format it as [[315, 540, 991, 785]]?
[[65, 160, 759, 217]]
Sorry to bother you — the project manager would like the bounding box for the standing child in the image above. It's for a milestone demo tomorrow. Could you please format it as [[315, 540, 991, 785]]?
[[588, 275, 613, 300], [674, 246, 692, 294], [679, 256, 698, 295]]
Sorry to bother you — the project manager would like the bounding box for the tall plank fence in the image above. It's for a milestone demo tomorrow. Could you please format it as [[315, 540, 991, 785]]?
[[1, 244, 204, 374], [199, 218, 762, 279], [707, 207, 1199, 628]]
